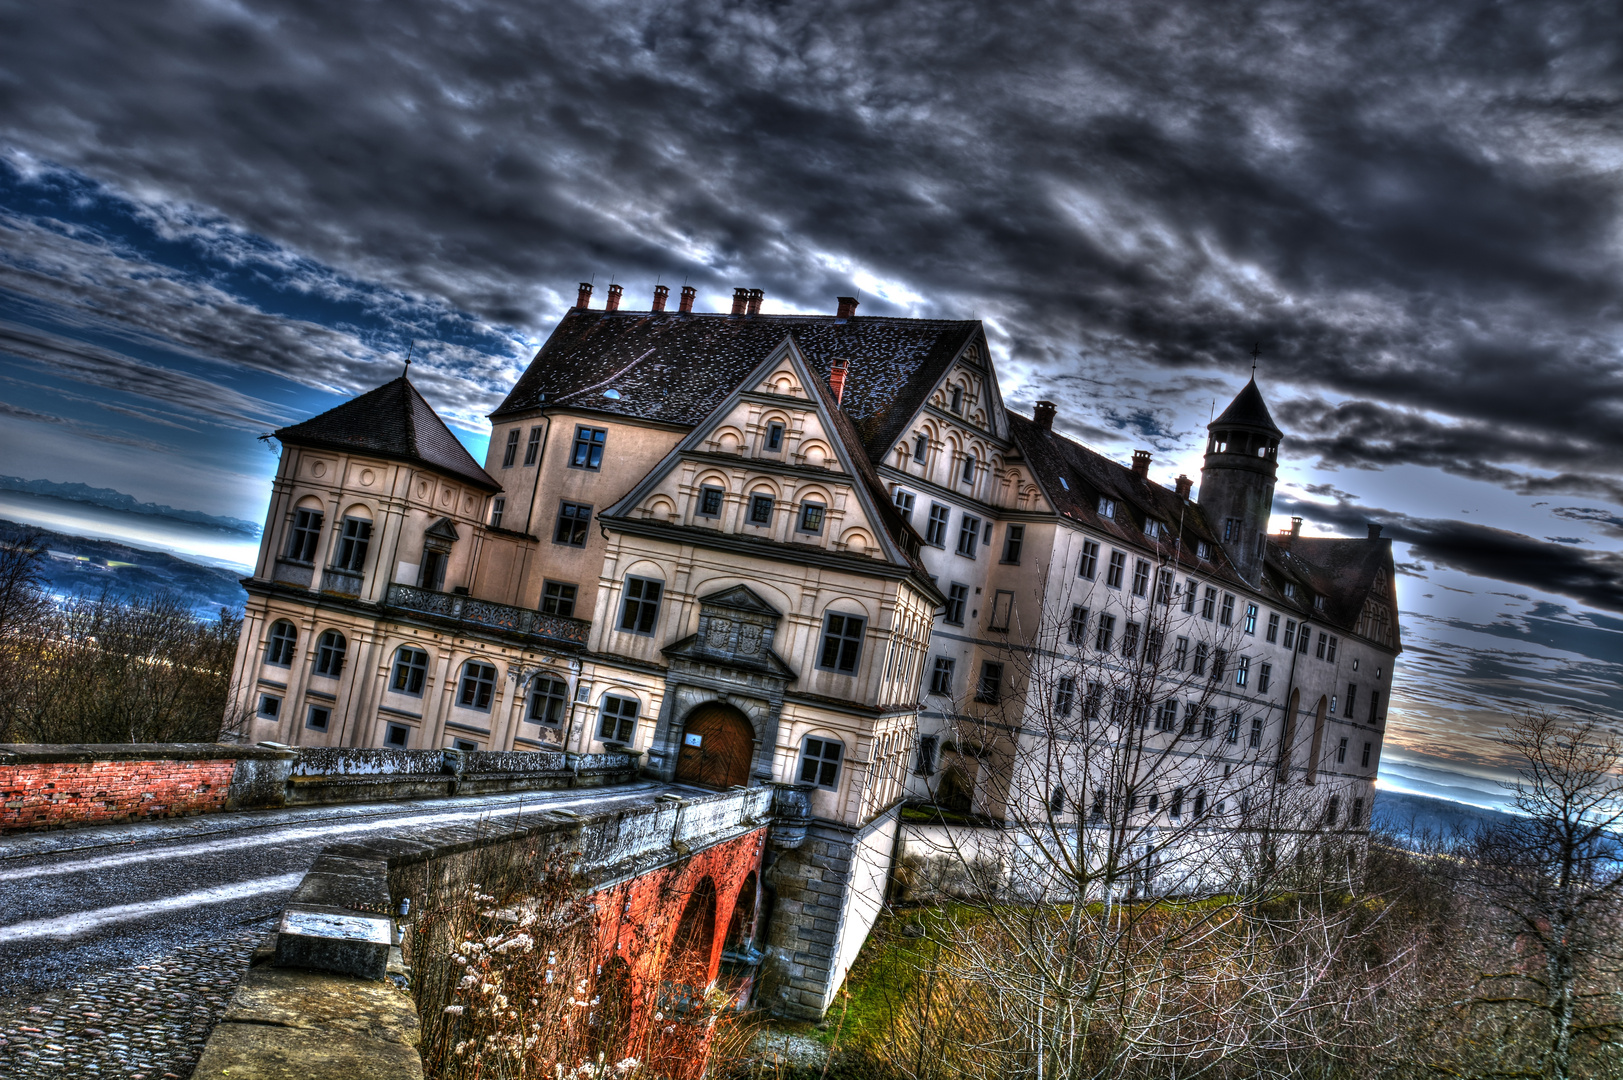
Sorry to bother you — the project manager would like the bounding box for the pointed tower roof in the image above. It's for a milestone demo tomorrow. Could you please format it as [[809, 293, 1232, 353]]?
[[276, 376, 499, 491], [1210, 378, 1282, 436]]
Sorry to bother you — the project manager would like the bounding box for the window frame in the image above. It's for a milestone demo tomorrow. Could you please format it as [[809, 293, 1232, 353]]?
[[457, 660, 498, 711], [1001, 524, 1025, 564], [541, 580, 578, 617], [765, 421, 785, 452], [748, 493, 775, 526], [1105, 550, 1125, 588], [384, 722, 410, 748], [976, 660, 1004, 703], [956, 514, 980, 558], [960, 454, 976, 485], [893, 488, 916, 522], [527, 675, 570, 726], [912, 434, 928, 463], [698, 485, 725, 518], [1131, 558, 1150, 597], [285, 508, 323, 563], [313, 630, 347, 678], [523, 425, 543, 466], [390, 646, 430, 696], [1067, 605, 1089, 645], [553, 501, 592, 547], [257, 693, 281, 719], [925, 503, 950, 546], [799, 736, 844, 789], [817, 611, 867, 674], [306, 703, 332, 732], [570, 426, 608, 470], [1266, 612, 1280, 642], [333, 516, 372, 572], [1094, 613, 1116, 652], [945, 583, 969, 626], [618, 575, 664, 635], [596, 694, 639, 744], [266, 620, 298, 667], [501, 428, 520, 468], [1078, 540, 1099, 580], [797, 501, 826, 534], [929, 656, 955, 695]]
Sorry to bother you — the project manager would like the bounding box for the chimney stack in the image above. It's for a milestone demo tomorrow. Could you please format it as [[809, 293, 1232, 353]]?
[[731, 288, 750, 316], [678, 285, 696, 313], [1131, 449, 1152, 477], [1174, 474, 1193, 498], [652, 284, 669, 312], [605, 283, 623, 312], [836, 296, 859, 318], [575, 282, 594, 309], [1033, 400, 1056, 431], [829, 358, 850, 405], [1367, 522, 1383, 539], [1291, 516, 1303, 538], [746, 288, 764, 316]]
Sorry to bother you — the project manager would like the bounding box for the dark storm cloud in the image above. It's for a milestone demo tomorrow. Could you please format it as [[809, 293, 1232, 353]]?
[[3, 0, 1623, 497], [1276, 493, 1623, 614]]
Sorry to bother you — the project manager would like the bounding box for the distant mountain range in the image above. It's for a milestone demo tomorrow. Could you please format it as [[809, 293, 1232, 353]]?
[[1372, 789, 1518, 841], [2, 518, 248, 614], [0, 476, 260, 536]]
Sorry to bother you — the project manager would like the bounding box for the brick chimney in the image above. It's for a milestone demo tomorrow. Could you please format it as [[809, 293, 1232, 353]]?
[[1033, 400, 1056, 430], [1367, 522, 1383, 539], [605, 283, 623, 312], [575, 282, 593, 309], [731, 288, 750, 316], [1131, 449, 1151, 477], [829, 358, 849, 405], [1174, 474, 1193, 498], [678, 285, 696, 313], [746, 288, 764, 316], [652, 284, 669, 312], [836, 296, 859, 318]]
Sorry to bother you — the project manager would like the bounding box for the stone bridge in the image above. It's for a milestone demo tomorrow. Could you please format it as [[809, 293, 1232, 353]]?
[[0, 743, 825, 1079]]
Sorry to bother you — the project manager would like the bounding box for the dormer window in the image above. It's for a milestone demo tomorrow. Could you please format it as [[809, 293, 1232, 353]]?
[[1284, 582, 1299, 599], [1313, 594, 1326, 611], [766, 422, 785, 452], [949, 386, 964, 413], [1143, 519, 1165, 540], [1196, 540, 1211, 560], [1098, 497, 1116, 519]]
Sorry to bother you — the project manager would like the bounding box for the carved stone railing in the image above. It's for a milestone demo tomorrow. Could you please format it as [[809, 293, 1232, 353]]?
[[383, 583, 591, 647]]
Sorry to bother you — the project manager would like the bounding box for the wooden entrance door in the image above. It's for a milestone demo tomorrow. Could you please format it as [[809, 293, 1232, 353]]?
[[674, 704, 754, 789]]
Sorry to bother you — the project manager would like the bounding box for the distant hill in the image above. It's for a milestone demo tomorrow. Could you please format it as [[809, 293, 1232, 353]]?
[[1372, 789, 1518, 842], [3, 519, 248, 615], [0, 476, 260, 536]]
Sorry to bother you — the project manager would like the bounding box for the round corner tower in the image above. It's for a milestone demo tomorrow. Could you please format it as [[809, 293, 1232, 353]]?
[[1197, 378, 1282, 583]]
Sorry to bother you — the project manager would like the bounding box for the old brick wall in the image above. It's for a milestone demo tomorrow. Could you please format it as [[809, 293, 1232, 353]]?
[[0, 757, 238, 830]]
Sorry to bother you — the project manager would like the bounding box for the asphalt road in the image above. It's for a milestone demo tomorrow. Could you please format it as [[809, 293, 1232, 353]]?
[[0, 781, 675, 996]]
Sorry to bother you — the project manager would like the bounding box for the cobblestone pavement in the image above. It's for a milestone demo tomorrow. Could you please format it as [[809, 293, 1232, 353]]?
[[0, 923, 268, 1078]]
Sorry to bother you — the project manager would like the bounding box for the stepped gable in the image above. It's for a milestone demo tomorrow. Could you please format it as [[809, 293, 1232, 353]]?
[[1267, 535, 1395, 635], [275, 376, 498, 491], [493, 309, 979, 457], [1211, 377, 1282, 436], [1007, 413, 1227, 575]]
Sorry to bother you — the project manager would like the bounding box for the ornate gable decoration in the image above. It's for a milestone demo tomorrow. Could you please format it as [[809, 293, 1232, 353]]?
[[662, 585, 796, 680]]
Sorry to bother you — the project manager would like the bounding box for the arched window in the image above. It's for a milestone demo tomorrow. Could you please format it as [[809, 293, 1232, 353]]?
[[265, 620, 298, 666], [458, 660, 498, 710], [390, 646, 429, 695], [313, 630, 346, 677]]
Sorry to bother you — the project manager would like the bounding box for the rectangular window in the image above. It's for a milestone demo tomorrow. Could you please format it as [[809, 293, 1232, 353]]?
[[452, 738, 479, 752], [1299, 625, 1312, 654], [1325, 796, 1340, 827], [1337, 737, 1348, 764], [1362, 741, 1372, 768], [1145, 628, 1163, 663], [1202, 707, 1217, 739], [486, 497, 506, 532], [1219, 593, 1235, 626], [502, 428, 520, 468], [1350, 797, 1365, 827], [1182, 702, 1199, 736], [1121, 621, 1140, 658], [766, 421, 785, 451], [1193, 642, 1208, 676], [554, 501, 592, 546], [819, 612, 866, 673], [458, 662, 497, 710], [976, 661, 1004, 703], [571, 426, 607, 470], [913, 434, 928, 463], [961, 454, 976, 484], [748, 494, 775, 525], [1316, 632, 1328, 659], [1266, 612, 1280, 643], [1174, 636, 1189, 670], [306, 703, 331, 731], [257, 693, 280, 719], [619, 576, 663, 634], [1055, 677, 1075, 717], [391, 647, 429, 695], [541, 580, 577, 617], [1224, 517, 1239, 541], [1211, 648, 1227, 681], [597, 695, 639, 743], [527, 676, 569, 725], [286, 509, 323, 563], [1250, 717, 1263, 748], [798, 502, 825, 533], [1156, 568, 1174, 605], [1244, 603, 1258, 634], [334, 517, 372, 572], [1346, 683, 1357, 715], [1258, 662, 1272, 693], [1067, 605, 1089, 645], [1171, 788, 1184, 818], [1282, 619, 1297, 650], [957, 515, 980, 557], [1370, 690, 1381, 725], [1001, 525, 1025, 564], [1236, 656, 1250, 687], [1156, 699, 1177, 732], [524, 425, 543, 466], [799, 737, 843, 788], [698, 486, 724, 517], [988, 590, 1014, 631], [1098, 496, 1116, 519], [1106, 551, 1125, 588], [893, 489, 915, 522], [1132, 559, 1149, 597], [1183, 578, 1197, 613], [926, 504, 950, 546], [1084, 682, 1103, 719], [949, 385, 964, 413], [1227, 711, 1241, 744], [1095, 614, 1116, 652], [314, 632, 346, 677], [1078, 540, 1099, 579], [384, 722, 410, 748], [1327, 635, 1338, 662], [929, 656, 955, 695], [914, 734, 938, 776], [1202, 587, 1217, 620], [945, 583, 968, 625]]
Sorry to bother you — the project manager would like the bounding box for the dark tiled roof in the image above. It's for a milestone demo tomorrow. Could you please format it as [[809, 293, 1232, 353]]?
[[276, 376, 498, 491], [1268, 536, 1395, 639], [494, 309, 980, 459], [1211, 378, 1282, 435]]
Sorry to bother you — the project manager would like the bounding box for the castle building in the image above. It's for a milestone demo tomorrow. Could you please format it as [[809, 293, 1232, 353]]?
[[230, 284, 1400, 1016]]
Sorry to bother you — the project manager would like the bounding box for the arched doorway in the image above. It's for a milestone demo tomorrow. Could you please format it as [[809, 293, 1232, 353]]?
[[674, 703, 754, 788]]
